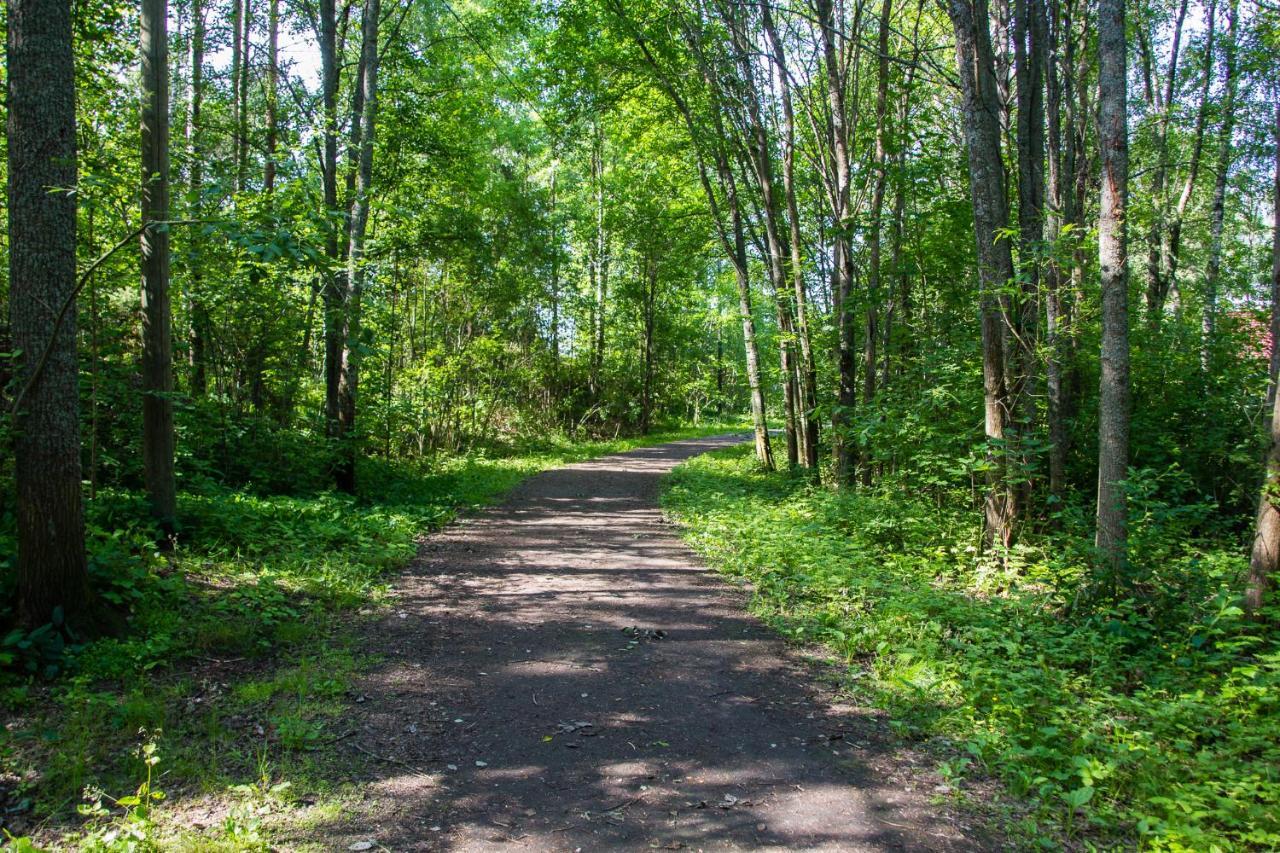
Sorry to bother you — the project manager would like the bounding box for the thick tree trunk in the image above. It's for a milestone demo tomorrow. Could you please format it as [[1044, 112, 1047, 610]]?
[[1248, 105, 1280, 616], [1096, 0, 1131, 581], [335, 0, 383, 493], [1203, 0, 1239, 361], [947, 0, 1017, 549], [141, 0, 178, 537], [8, 0, 89, 628]]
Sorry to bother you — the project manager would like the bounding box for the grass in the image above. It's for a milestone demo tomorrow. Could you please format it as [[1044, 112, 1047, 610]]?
[[662, 444, 1280, 851], [0, 423, 742, 850]]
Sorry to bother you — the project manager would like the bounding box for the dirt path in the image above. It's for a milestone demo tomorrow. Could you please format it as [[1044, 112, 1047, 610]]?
[[305, 436, 989, 851]]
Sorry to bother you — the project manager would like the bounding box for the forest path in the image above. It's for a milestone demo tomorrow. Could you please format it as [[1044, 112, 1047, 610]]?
[[306, 435, 984, 851]]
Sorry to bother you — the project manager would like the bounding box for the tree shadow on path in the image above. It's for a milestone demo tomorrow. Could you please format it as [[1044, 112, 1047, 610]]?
[[289, 436, 995, 851]]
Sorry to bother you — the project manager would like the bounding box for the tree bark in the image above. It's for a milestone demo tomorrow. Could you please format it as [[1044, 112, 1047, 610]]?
[[864, 0, 893, 486], [759, 0, 820, 473], [319, 0, 346, 483], [8, 0, 89, 628], [187, 0, 209, 395], [1268, 104, 1280, 420], [264, 0, 280, 194], [1143, 0, 1188, 324], [1203, 0, 1239, 361], [1045, 0, 1066, 500], [1247, 104, 1280, 617], [619, 5, 773, 467], [1167, 0, 1217, 313], [1013, 0, 1046, 507], [817, 0, 860, 486], [1096, 0, 1132, 581], [141, 0, 178, 537], [237, 0, 252, 193], [640, 253, 657, 434], [335, 0, 383, 493], [946, 0, 1017, 549], [591, 126, 609, 401], [719, 1, 798, 467]]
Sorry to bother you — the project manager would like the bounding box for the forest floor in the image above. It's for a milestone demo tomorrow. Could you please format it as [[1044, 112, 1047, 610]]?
[[278, 435, 994, 851]]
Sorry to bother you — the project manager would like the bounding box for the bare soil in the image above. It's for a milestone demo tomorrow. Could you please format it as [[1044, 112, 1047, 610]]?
[[297, 435, 999, 851]]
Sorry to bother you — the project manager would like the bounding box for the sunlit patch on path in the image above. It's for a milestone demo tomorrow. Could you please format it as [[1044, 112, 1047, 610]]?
[[292, 436, 983, 851]]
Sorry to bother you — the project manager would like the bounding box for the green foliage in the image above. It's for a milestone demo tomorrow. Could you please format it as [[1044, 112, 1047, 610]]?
[[664, 445, 1280, 849]]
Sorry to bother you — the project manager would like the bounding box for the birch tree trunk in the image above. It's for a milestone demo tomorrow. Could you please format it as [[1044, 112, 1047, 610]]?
[[1203, 0, 1239, 360]]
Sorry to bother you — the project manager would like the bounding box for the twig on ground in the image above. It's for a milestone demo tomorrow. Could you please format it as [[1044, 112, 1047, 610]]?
[[350, 742, 438, 783]]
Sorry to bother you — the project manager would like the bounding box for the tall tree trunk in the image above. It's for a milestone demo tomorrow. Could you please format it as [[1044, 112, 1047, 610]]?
[[732, 209, 774, 470], [231, 0, 243, 188], [591, 128, 609, 401], [641, 253, 657, 434], [720, 1, 798, 466], [1268, 104, 1280, 419], [1044, 0, 1069, 500], [1202, 0, 1239, 361], [1096, 0, 1131, 581], [549, 162, 560, 370], [621, 9, 772, 467], [1013, 0, 1047, 507], [817, 0, 859, 486], [319, 0, 345, 482], [141, 0, 178, 538], [335, 0, 383, 493], [8, 0, 89, 628], [760, 0, 819, 473], [947, 0, 1017, 549], [1167, 0, 1217, 307], [187, 0, 209, 395], [237, 0, 252, 193], [1143, 0, 1188, 325], [264, 0, 280, 194], [863, 0, 893, 486], [1247, 105, 1280, 617]]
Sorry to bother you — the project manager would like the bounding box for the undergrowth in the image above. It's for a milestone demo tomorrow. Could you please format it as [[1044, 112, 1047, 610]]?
[[663, 444, 1280, 851], [0, 424, 739, 850]]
